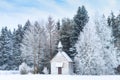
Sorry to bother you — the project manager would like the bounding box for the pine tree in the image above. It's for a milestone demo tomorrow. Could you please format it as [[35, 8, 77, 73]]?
[[0, 27, 13, 70], [12, 25, 24, 70], [7, 29, 14, 70], [107, 12, 119, 48], [107, 13, 120, 71], [60, 18, 75, 58], [73, 5, 89, 43], [56, 20, 61, 30], [23, 20, 31, 32], [107, 12, 117, 37]]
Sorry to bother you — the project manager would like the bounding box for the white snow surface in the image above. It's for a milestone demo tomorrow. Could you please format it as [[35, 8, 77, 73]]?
[[0, 70, 19, 75], [0, 74, 120, 80], [0, 71, 120, 80]]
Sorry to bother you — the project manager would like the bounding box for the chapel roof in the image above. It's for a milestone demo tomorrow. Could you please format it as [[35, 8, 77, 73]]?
[[51, 41, 73, 62]]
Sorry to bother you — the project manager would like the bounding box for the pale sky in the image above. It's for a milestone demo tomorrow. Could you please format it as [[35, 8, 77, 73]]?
[[0, 0, 120, 30]]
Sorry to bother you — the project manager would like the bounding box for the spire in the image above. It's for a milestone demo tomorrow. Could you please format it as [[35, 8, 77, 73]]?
[[58, 41, 63, 52], [58, 41, 63, 48]]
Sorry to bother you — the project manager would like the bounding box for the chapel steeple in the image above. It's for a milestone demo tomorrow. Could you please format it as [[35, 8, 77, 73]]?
[[58, 41, 63, 52]]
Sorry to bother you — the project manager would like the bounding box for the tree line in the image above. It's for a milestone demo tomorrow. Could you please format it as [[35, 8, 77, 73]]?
[[0, 5, 120, 75]]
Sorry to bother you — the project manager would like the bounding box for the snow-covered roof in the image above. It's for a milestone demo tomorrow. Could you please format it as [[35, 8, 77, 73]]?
[[51, 51, 73, 62], [58, 51, 73, 62], [51, 41, 72, 62], [58, 41, 63, 48]]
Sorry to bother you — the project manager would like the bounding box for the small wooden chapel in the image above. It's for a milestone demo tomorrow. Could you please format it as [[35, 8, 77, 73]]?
[[51, 41, 73, 75]]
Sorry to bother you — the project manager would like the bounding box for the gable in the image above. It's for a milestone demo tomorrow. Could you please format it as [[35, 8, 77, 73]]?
[[51, 51, 72, 62], [61, 52, 73, 62]]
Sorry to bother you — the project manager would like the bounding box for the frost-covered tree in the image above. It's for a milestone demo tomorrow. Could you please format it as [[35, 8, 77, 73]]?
[[7, 29, 14, 70], [75, 21, 106, 75], [12, 25, 23, 70], [107, 12, 120, 49], [95, 15, 118, 74], [46, 16, 59, 59], [56, 20, 61, 30], [0, 27, 13, 70], [23, 20, 31, 33], [73, 6, 89, 43], [21, 22, 47, 74], [75, 15, 118, 75], [19, 62, 29, 74], [46, 16, 59, 73]]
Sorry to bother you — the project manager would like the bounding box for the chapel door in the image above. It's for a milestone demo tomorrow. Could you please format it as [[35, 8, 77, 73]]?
[[58, 67, 62, 74]]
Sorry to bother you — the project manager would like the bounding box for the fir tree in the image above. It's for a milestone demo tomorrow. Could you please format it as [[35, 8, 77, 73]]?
[[23, 20, 31, 32], [0, 27, 13, 70], [60, 18, 75, 58], [56, 20, 61, 30], [12, 25, 24, 70], [73, 5, 89, 44]]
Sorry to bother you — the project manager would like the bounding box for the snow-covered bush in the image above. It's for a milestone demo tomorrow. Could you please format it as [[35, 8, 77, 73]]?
[[43, 67, 49, 74], [19, 62, 29, 74]]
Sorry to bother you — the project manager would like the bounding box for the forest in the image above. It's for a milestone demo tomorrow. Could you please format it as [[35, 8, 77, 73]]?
[[0, 5, 120, 75]]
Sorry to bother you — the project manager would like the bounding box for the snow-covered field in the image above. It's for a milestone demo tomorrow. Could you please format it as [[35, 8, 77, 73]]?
[[0, 71, 120, 80], [0, 74, 120, 80], [0, 70, 19, 75]]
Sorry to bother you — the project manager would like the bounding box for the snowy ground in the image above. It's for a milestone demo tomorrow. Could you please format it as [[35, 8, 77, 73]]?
[[1, 74, 120, 80], [0, 71, 120, 80], [0, 70, 19, 75]]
